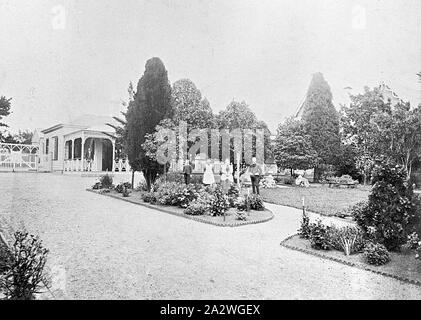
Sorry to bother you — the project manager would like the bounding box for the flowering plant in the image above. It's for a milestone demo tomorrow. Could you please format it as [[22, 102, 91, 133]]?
[[259, 175, 277, 189], [209, 186, 229, 216]]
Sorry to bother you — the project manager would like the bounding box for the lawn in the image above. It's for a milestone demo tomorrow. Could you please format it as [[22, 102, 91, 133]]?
[[260, 184, 371, 217]]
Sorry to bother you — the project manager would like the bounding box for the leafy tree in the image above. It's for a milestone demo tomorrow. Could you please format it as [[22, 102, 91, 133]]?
[[216, 100, 272, 165], [13, 130, 33, 144], [0, 130, 33, 144], [216, 100, 259, 129], [274, 117, 318, 176], [142, 118, 176, 164], [171, 79, 214, 128], [335, 143, 362, 181], [0, 96, 12, 128], [126, 57, 173, 190], [340, 86, 391, 182], [374, 102, 421, 179], [301, 73, 340, 181], [342, 86, 421, 181], [0, 96, 12, 141]]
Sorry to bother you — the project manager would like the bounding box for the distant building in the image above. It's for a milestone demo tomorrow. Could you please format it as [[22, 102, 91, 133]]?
[[378, 82, 403, 106], [31, 114, 127, 173]]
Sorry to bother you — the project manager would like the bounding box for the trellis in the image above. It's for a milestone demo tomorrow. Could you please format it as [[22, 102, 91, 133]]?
[[0, 143, 39, 171]]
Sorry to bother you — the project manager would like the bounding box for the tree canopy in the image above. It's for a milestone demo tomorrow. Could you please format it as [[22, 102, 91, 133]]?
[[0, 96, 11, 128], [274, 117, 318, 174], [171, 79, 213, 128]]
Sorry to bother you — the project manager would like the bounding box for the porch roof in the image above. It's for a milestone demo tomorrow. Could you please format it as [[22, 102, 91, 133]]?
[[64, 126, 116, 141]]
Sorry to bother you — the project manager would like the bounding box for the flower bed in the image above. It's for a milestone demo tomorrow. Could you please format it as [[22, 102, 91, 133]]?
[[88, 188, 273, 227], [89, 175, 273, 227], [281, 234, 421, 286]]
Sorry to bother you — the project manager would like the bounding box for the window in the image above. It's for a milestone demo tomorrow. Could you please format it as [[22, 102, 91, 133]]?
[[45, 138, 49, 155], [53, 136, 58, 161]]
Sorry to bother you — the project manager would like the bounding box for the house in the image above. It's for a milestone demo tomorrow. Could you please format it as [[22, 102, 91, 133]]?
[[32, 114, 128, 173]]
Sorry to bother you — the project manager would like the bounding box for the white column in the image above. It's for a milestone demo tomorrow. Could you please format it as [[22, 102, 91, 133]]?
[[81, 133, 85, 172], [71, 139, 75, 172], [112, 140, 116, 172]]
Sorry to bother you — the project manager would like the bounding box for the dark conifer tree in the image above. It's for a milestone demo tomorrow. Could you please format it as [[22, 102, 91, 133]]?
[[126, 57, 173, 189]]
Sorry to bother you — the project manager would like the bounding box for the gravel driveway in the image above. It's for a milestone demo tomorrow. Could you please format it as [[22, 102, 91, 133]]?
[[1, 172, 421, 299]]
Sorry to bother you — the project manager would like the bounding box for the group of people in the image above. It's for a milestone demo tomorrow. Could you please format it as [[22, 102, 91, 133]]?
[[182, 157, 263, 194]]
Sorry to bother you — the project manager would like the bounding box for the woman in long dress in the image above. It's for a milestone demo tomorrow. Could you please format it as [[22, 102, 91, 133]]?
[[220, 159, 234, 192], [203, 159, 215, 185]]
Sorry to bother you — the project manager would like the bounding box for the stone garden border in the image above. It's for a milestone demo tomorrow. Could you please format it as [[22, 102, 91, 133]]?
[[280, 233, 421, 287], [87, 189, 274, 227]]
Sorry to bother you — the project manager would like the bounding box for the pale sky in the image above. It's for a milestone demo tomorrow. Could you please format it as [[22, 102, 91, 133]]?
[[1, 0, 421, 133]]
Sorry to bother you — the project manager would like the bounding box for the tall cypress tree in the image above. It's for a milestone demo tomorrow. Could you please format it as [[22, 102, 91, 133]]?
[[126, 57, 173, 189], [301, 73, 340, 180]]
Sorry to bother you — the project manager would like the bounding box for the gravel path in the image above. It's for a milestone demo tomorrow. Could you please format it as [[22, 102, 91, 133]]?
[[1, 172, 421, 299]]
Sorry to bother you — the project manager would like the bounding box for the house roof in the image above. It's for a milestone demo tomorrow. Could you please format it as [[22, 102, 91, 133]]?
[[41, 114, 118, 134]]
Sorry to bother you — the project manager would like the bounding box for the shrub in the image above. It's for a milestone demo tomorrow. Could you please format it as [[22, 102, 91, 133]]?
[[308, 220, 332, 250], [0, 231, 50, 300], [248, 194, 265, 211], [153, 182, 202, 208], [407, 232, 421, 250], [329, 226, 365, 255], [353, 161, 421, 251], [136, 180, 149, 192], [99, 174, 113, 189], [406, 232, 421, 260], [209, 185, 229, 216], [363, 242, 390, 266], [184, 198, 209, 215], [260, 175, 277, 189], [227, 185, 240, 207], [234, 196, 248, 212], [176, 184, 201, 208], [298, 212, 311, 239], [115, 182, 132, 193], [164, 172, 184, 184], [141, 191, 157, 204], [122, 188, 130, 197], [92, 182, 102, 190], [0, 242, 12, 274], [284, 178, 294, 185]]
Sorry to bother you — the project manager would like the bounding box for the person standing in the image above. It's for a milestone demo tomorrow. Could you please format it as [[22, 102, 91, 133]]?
[[203, 159, 215, 186], [220, 158, 233, 192], [183, 159, 193, 185], [249, 157, 263, 194]]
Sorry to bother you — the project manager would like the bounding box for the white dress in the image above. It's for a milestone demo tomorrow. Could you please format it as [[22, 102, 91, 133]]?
[[203, 164, 215, 185], [221, 163, 234, 183]]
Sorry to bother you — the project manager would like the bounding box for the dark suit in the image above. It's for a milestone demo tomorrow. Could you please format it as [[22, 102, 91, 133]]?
[[249, 163, 262, 194], [183, 164, 193, 184]]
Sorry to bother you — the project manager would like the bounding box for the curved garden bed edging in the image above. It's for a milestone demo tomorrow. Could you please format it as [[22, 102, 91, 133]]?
[[280, 234, 421, 287], [87, 189, 274, 227]]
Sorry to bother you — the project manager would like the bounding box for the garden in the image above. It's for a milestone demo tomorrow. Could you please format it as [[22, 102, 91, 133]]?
[[281, 161, 421, 285], [89, 172, 273, 227]]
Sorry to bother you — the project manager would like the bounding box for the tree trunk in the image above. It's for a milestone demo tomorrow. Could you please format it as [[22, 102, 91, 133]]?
[[131, 170, 135, 189], [313, 166, 322, 183]]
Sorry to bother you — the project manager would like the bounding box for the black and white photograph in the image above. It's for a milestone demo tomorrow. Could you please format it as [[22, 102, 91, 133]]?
[[1, 0, 421, 306]]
